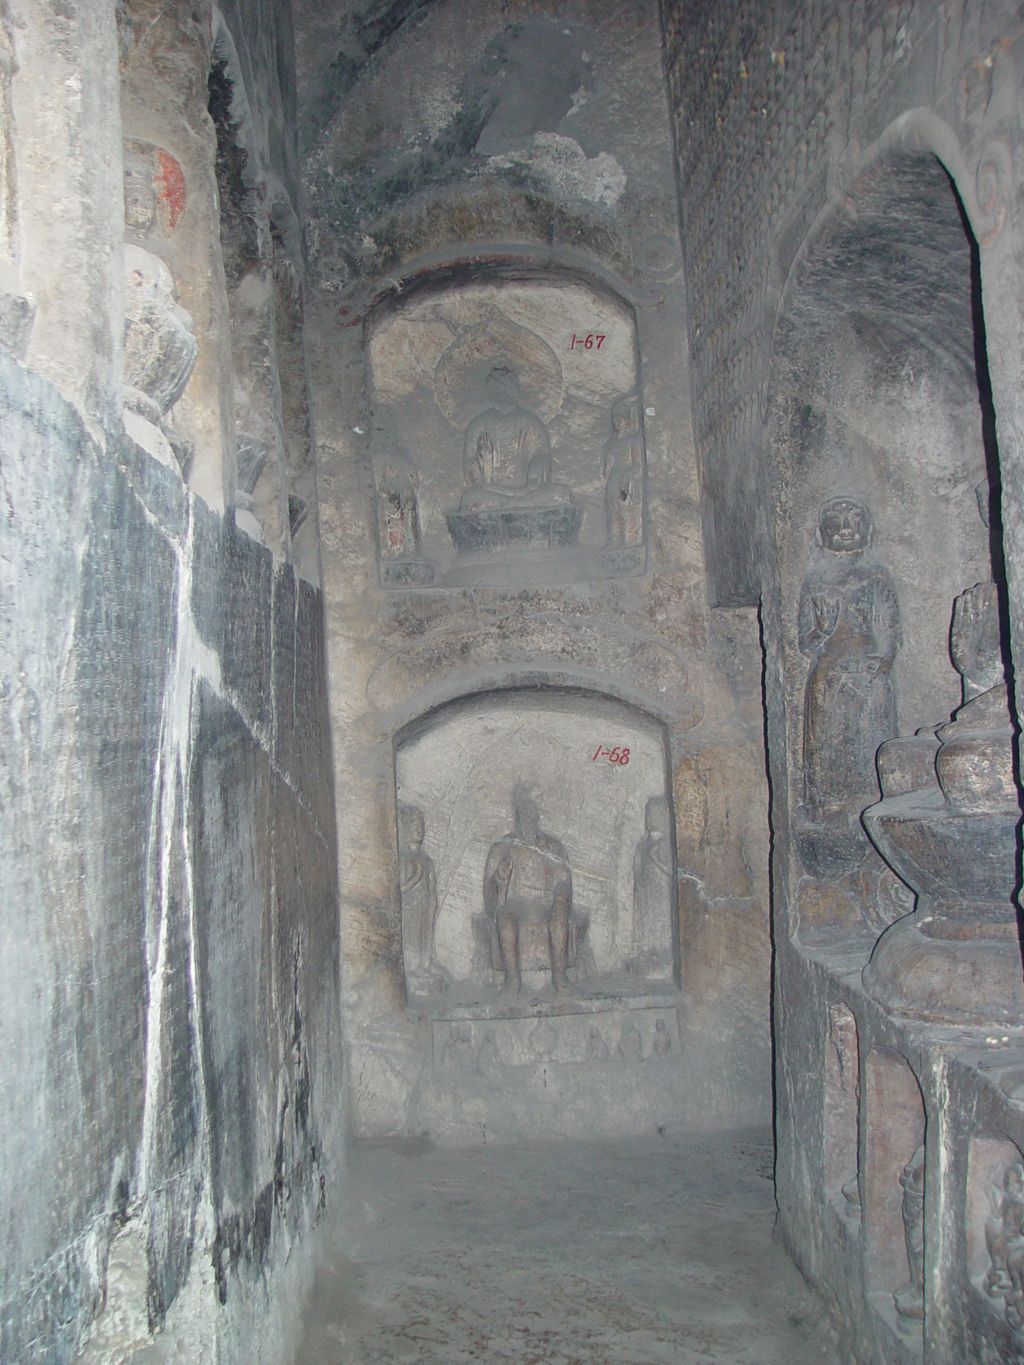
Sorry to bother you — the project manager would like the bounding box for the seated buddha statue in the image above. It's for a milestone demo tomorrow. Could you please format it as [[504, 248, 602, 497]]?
[[458, 365, 573, 514]]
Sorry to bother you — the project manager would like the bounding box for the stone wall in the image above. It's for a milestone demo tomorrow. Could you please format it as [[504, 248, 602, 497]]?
[[662, 0, 1024, 1357], [0, 3, 340, 1362], [297, 0, 773, 1143], [663, 0, 1024, 619]]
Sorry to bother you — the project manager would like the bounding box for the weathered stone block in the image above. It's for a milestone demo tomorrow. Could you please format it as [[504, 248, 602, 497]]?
[[0, 353, 177, 1361], [192, 503, 274, 736], [190, 682, 274, 1271]]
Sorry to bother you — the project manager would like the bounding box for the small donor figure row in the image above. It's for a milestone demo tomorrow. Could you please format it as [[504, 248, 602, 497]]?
[[400, 783, 674, 998], [437, 1015, 675, 1069]]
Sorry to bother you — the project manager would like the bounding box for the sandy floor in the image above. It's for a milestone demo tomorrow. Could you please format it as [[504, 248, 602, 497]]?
[[295, 1129, 837, 1364]]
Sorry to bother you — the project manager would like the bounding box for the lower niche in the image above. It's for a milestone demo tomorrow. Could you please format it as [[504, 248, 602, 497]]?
[[395, 689, 680, 1048]]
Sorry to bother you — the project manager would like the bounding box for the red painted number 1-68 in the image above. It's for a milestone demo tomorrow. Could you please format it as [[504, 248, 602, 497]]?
[[592, 744, 630, 765]]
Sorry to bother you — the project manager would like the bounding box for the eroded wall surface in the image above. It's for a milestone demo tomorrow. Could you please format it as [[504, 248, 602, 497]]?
[[662, 0, 1024, 1358], [296, 0, 773, 1144], [0, 3, 341, 1362]]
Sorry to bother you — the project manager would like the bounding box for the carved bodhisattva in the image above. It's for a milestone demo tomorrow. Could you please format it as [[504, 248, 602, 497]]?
[[375, 447, 435, 586], [399, 804, 446, 995], [629, 795, 673, 978], [894, 1144, 925, 1320], [603, 393, 644, 548]]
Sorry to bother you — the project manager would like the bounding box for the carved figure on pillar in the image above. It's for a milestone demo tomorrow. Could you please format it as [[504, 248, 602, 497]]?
[[482, 785, 573, 995], [399, 803, 445, 995], [1004, 1224, 1024, 1331], [894, 1143, 926, 1320], [628, 795, 673, 978], [603, 393, 644, 547], [798, 497, 900, 822], [984, 1161, 1024, 1300]]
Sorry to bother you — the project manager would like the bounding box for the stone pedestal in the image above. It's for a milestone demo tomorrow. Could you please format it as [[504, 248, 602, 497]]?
[[862, 776, 1024, 1027], [446, 502, 582, 554]]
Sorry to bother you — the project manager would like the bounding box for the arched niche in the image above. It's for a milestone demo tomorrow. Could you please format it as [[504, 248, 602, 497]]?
[[364, 264, 647, 589], [393, 686, 678, 1004], [768, 141, 1008, 906]]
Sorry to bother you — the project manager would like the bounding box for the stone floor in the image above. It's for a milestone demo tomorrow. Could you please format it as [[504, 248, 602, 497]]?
[[295, 1129, 838, 1364]]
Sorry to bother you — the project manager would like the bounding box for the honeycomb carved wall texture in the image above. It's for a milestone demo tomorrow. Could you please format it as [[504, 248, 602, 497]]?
[[660, 0, 1021, 605]]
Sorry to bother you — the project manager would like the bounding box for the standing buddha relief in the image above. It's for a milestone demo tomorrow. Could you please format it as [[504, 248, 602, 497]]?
[[798, 497, 901, 826]]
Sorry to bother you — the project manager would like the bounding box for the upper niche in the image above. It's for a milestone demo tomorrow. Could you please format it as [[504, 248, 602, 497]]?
[[366, 275, 646, 588]]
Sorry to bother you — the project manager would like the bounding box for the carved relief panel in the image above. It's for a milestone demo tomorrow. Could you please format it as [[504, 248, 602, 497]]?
[[395, 690, 676, 1003], [970, 1137, 1024, 1342], [367, 277, 647, 588]]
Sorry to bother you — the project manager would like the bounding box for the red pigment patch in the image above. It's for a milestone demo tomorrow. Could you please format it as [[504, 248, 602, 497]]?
[[156, 150, 186, 231]]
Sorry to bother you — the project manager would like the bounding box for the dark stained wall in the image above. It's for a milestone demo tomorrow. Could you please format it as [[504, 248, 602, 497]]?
[[0, 3, 342, 1361]]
